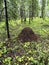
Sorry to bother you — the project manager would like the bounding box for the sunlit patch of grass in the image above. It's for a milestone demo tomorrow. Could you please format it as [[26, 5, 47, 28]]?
[[16, 19, 21, 24], [0, 22, 5, 28], [0, 17, 49, 41]]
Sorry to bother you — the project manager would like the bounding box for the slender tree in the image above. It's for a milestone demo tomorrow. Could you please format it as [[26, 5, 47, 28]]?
[[8, 0, 18, 20], [19, 0, 26, 23], [0, 0, 3, 21], [41, 0, 46, 18], [29, 0, 39, 23], [44, 57, 48, 65], [4, 0, 10, 38], [29, 0, 32, 23], [31, 0, 39, 18], [20, 5, 24, 23]]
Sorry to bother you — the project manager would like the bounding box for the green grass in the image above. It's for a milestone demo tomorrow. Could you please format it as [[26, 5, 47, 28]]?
[[0, 17, 49, 65]]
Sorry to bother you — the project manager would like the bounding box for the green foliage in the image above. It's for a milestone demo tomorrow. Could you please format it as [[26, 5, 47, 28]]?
[[0, 18, 49, 65], [2, 46, 7, 54], [3, 57, 12, 65]]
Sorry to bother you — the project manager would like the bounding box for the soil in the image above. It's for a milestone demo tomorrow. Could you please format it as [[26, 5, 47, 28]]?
[[17, 27, 38, 43]]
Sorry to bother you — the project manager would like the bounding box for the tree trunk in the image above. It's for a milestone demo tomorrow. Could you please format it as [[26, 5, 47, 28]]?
[[44, 57, 48, 65], [41, 0, 46, 19], [4, 0, 10, 38], [20, 7, 23, 23]]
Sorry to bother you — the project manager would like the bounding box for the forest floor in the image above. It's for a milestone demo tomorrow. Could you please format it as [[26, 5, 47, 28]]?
[[0, 17, 49, 65]]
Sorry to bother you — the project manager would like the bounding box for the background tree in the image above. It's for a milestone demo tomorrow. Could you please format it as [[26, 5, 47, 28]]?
[[7, 0, 18, 20], [41, 0, 46, 19], [29, 0, 39, 23], [19, 0, 26, 23], [0, 0, 3, 21], [31, 0, 39, 18], [0, 0, 49, 22]]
